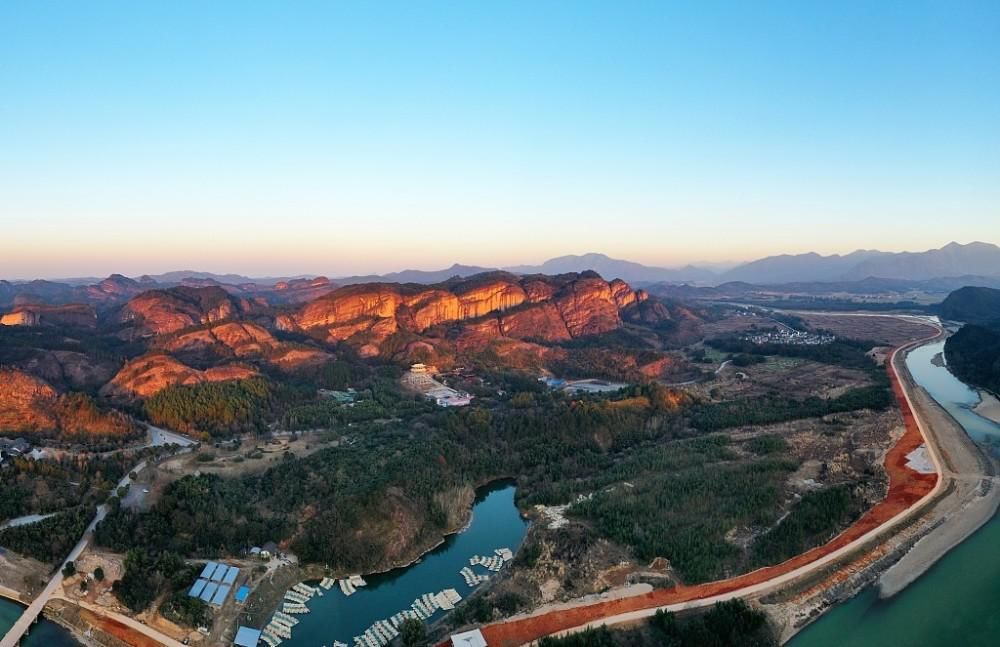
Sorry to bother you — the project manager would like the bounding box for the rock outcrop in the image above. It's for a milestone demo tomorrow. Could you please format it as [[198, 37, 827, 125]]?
[[101, 354, 259, 399], [276, 271, 658, 355], [0, 303, 98, 328], [15, 350, 119, 391], [78, 274, 149, 304], [0, 369, 59, 432], [271, 276, 339, 303], [117, 286, 259, 337], [154, 321, 330, 369]]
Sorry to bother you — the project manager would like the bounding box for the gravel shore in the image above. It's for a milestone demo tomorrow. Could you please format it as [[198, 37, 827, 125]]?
[[877, 362, 1000, 598], [974, 391, 1000, 424]]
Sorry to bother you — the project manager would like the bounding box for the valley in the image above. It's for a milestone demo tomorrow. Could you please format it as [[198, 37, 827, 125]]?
[[1, 268, 978, 647]]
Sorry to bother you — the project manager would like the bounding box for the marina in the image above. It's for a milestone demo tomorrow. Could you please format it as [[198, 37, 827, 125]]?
[[279, 482, 528, 647]]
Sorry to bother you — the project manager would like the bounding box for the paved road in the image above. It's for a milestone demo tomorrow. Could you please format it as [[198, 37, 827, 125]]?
[[485, 320, 948, 644], [0, 462, 147, 647], [145, 425, 197, 448], [57, 596, 188, 647], [0, 514, 56, 531]]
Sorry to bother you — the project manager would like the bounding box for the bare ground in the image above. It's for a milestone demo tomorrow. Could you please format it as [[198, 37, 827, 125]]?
[[796, 314, 938, 346]]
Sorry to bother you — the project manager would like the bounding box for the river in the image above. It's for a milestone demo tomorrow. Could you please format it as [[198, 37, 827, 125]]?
[[283, 481, 529, 646], [790, 338, 1000, 646], [0, 597, 78, 646]]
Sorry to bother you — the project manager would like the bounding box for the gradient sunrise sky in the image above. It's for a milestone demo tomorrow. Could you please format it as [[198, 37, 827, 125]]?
[[2, 1, 999, 278]]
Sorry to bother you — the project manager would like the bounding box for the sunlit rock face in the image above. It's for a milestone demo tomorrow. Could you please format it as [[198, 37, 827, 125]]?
[[0, 368, 136, 436], [276, 271, 653, 355], [154, 321, 331, 369], [101, 353, 260, 399], [112, 271, 674, 359], [117, 286, 256, 337], [0, 303, 98, 328]]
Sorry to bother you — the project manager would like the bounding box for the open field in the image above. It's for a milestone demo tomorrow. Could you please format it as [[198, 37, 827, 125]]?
[[796, 313, 938, 346], [691, 356, 872, 401]]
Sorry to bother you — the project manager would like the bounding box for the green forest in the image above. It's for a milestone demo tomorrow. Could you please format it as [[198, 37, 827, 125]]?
[[96, 365, 876, 585], [0, 506, 95, 564], [945, 324, 1000, 395], [749, 485, 866, 567], [144, 377, 281, 437], [0, 453, 134, 521], [113, 548, 211, 627], [85, 321, 897, 587]]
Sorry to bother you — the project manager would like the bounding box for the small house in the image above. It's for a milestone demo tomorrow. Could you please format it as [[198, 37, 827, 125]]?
[[451, 629, 488, 647]]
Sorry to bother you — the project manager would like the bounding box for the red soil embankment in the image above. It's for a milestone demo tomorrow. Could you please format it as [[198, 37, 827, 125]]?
[[480, 346, 937, 647], [75, 607, 163, 647]]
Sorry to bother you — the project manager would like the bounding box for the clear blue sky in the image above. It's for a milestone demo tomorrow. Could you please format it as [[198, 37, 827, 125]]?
[[2, 1, 998, 278]]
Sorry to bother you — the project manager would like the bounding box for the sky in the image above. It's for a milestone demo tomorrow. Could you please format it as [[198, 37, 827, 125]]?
[[2, 1, 999, 279]]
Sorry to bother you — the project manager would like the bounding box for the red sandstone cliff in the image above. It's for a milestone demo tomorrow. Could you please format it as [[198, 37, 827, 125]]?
[[271, 276, 339, 303], [0, 303, 98, 328], [117, 286, 260, 337], [101, 354, 260, 399], [153, 321, 330, 369], [275, 272, 658, 355]]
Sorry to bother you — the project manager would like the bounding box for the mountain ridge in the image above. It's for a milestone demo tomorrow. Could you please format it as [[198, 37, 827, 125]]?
[[4, 242, 999, 312]]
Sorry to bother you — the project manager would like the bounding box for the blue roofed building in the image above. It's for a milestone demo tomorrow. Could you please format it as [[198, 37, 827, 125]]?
[[200, 581, 218, 603], [223, 565, 239, 584], [234, 585, 251, 603], [210, 563, 228, 581], [234, 626, 262, 647], [211, 584, 231, 606], [200, 561, 218, 579], [188, 579, 208, 598]]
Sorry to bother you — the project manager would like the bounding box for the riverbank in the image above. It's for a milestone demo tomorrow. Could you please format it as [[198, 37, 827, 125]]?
[[788, 334, 1000, 646], [245, 484, 483, 634], [773, 331, 997, 642], [877, 363, 1000, 598], [974, 390, 1000, 424], [477, 328, 945, 647], [277, 483, 528, 647]]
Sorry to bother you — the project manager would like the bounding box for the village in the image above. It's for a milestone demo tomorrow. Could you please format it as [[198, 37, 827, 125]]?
[[743, 328, 837, 346]]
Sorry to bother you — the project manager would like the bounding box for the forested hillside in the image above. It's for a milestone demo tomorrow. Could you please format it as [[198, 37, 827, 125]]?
[[939, 286, 1000, 327], [945, 324, 1000, 394], [942, 286, 1000, 394], [96, 332, 890, 585]]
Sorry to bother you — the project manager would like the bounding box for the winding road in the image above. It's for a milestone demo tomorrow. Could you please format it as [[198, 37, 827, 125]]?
[[480, 319, 950, 647]]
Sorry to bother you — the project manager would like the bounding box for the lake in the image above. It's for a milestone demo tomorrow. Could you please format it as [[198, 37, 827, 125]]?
[[282, 481, 529, 646], [0, 597, 78, 647], [789, 338, 1000, 646]]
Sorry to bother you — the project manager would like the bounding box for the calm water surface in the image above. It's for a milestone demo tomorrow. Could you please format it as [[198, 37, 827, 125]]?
[[0, 597, 79, 646], [791, 339, 1000, 647], [283, 482, 528, 646]]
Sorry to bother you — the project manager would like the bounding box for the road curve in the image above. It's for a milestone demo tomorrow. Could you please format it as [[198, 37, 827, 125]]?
[[480, 323, 946, 647]]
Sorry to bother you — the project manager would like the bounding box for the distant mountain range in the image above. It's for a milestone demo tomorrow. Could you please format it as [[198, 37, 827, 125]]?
[[332, 264, 496, 285], [5, 242, 999, 310], [719, 242, 1000, 284], [337, 243, 1000, 287], [503, 254, 717, 284]]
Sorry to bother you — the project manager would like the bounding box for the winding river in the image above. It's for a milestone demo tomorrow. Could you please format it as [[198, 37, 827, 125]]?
[[790, 338, 1000, 646], [284, 481, 529, 646]]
